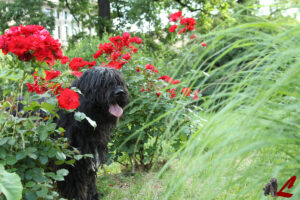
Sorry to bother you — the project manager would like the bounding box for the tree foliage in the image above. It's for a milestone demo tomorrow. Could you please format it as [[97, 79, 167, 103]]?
[[59, 0, 236, 39], [0, 0, 55, 33]]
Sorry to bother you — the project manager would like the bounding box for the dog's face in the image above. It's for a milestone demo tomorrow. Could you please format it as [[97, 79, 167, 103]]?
[[71, 66, 129, 118]]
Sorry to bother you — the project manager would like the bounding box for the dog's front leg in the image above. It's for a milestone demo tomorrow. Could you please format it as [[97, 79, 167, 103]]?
[[57, 159, 96, 200]]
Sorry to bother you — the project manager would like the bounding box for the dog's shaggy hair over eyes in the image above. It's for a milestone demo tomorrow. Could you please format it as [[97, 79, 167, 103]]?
[[56, 67, 129, 200]]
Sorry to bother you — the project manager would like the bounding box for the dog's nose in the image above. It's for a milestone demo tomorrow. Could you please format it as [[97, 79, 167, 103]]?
[[114, 88, 125, 96]]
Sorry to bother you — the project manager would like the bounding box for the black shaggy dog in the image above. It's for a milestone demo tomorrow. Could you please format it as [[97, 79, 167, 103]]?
[[55, 66, 129, 200]]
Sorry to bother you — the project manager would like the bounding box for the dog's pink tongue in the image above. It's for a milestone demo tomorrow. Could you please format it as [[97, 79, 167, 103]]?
[[109, 104, 123, 118]]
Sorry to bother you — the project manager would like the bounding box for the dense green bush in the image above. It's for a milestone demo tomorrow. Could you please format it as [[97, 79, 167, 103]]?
[[110, 63, 199, 171]]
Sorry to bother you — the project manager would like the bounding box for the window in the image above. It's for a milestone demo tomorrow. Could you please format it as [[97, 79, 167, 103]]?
[[58, 26, 61, 39], [56, 11, 60, 19], [45, 9, 51, 17], [65, 26, 69, 39], [71, 23, 75, 35], [65, 11, 68, 20]]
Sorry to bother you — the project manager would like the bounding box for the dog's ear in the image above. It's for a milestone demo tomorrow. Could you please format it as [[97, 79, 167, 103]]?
[[71, 67, 105, 98]]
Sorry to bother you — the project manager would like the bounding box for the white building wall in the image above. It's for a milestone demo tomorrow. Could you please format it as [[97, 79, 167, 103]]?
[[42, 0, 97, 47]]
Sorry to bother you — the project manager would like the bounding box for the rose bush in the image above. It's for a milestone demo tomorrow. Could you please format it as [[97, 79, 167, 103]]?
[[0, 25, 94, 199]]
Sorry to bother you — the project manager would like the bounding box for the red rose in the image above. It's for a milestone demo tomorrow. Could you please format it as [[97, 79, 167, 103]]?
[[122, 32, 131, 46], [171, 79, 181, 85], [61, 56, 70, 64], [122, 53, 131, 60], [26, 82, 35, 93], [201, 42, 207, 47], [7, 36, 31, 56], [136, 66, 141, 72], [168, 88, 176, 99], [45, 69, 61, 81], [145, 64, 159, 73], [93, 50, 103, 59], [180, 18, 197, 26], [109, 35, 122, 46], [129, 37, 142, 44], [69, 57, 89, 71], [26, 80, 48, 94], [122, 32, 130, 41], [100, 43, 114, 54], [57, 88, 80, 110], [169, 11, 183, 22], [190, 35, 197, 39], [0, 25, 63, 63], [169, 25, 178, 33], [158, 76, 181, 85], [158, 75, 172, 83], [129, 46, 138, 53], [88, 61, 96, 68], [111, 51, 122, 61]]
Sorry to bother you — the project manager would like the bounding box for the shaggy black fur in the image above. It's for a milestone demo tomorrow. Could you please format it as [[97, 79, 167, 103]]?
[[55, 67, 129, 200]]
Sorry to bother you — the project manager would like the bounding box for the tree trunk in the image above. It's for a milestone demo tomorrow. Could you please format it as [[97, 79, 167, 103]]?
[[97, 0, 111, 39]]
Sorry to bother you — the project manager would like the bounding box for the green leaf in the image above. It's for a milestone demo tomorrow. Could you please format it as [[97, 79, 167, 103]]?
[[46, 122, 57, 132], [41, 102, 56, 112], [55, 160, 65, 165], [0, 165, 23, 200], [74, 155, 83, 160], [0, 138, 9, 145], [6, 155, 17, 165], [74, 112, 97, 128], [56, 169, 69, 177], [83, 154, 94, 158], [7, 138, 15, 145], [26, 147, 37, 154], [47, 148, 57, 158], [23, 101, 41, 112], [39, 128, 48, 141], [39, 156, 48, 165], [86, 116, 97, 128], [58, 127, 65, 133], [56, 151, 66, 160], [36, 187, 48, 198], [28, 153, 38, 160], [74, 111, 86, 122], [65, 159, 75, 165], [16, 151, 27, 160], [25, 191, 37, 200], [25, 181, 35, 188], [0, 148, 6, 159]]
